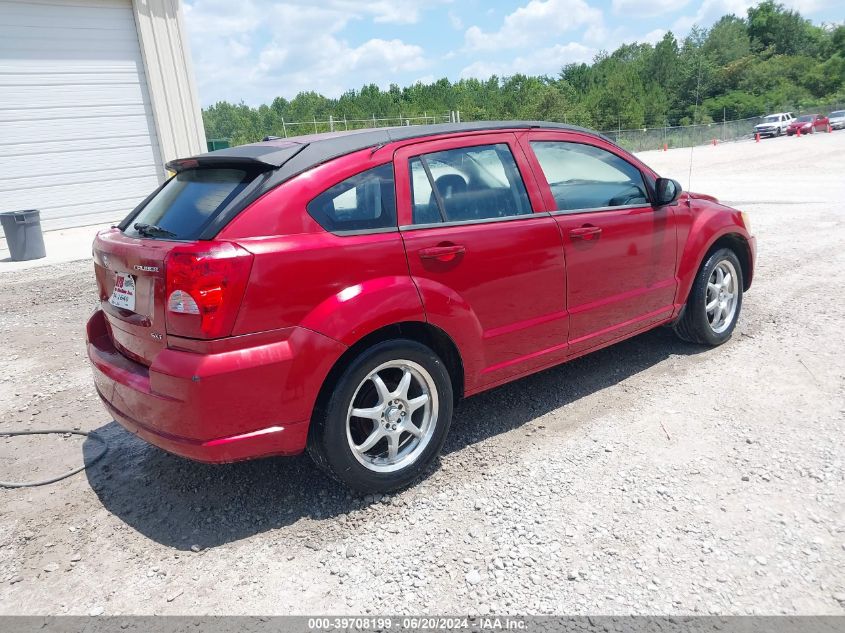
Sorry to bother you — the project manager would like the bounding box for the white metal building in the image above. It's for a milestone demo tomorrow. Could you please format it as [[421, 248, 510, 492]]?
[[0, 0, 206, 231]]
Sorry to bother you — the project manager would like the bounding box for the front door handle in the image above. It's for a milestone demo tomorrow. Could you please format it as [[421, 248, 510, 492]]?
[[569, 225, 602, 241], [419, 244, 466, 262]]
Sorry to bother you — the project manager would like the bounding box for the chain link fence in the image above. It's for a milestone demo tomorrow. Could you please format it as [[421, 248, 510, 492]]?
[[218, 103, 844, 150], [270, 112, 454, 137], [602, 102, 845, 152], [602, 117, 763, 153]]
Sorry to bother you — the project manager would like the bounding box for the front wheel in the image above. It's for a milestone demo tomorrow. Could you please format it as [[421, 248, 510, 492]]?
[[674, 248, 744, 346], [307, 339, 453, 493]]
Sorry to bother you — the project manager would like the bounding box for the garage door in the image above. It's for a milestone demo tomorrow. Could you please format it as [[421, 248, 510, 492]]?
[[0, 0, 164, 231]]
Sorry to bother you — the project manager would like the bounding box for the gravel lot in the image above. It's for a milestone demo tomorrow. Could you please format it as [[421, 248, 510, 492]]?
[[1, 132, 844, 616]]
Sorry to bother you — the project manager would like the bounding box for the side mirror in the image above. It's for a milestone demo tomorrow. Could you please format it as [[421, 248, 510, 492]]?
[[655, 177, 682, 205]]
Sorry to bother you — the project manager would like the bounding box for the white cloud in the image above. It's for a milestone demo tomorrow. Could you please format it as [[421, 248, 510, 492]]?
[[612, 0, 689, 18], [184, 0, 433, 103], [259, 37, 426, 78], [280, 0, 451, 25], [779, 0, 839, 13], [448, 10, 463, 30], [671, 0, 748, 33], [464, 0, 604, 51], [643, 28, 668, 44], [457, 23, 685, 82], [583, 23, 613, 46], [340, 0, 447, 25], [183, 0, 262, 37], [459, 42, 595, 79], [672, 0, 836, 34]]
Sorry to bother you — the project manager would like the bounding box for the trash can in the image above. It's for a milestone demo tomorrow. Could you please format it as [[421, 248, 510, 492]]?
[[0, 210, 46, 261]]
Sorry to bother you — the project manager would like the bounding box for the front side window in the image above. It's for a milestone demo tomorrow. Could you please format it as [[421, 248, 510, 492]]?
[[530, 141, 649, 212], [408, 143, 532, 225], [307, 163, 396, 232]]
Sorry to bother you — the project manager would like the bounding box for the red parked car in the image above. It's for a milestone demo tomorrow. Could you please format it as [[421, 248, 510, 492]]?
[[786, 113, 829, 135], [87, 122, 756, 492]]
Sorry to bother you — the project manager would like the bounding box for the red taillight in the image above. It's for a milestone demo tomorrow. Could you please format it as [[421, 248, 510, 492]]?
[[164, 241, 253, 339]]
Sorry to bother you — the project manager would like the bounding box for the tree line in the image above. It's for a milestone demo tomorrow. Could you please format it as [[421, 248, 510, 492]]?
[[202, 1, 845, 146]]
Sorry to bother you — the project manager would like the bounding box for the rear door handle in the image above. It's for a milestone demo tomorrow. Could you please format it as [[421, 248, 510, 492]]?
[[569, 225, 602, 241], [419, 244, 466, 262]]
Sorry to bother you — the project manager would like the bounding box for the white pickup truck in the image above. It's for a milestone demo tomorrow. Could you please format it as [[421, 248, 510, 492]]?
[[754, 112, 795, 137]]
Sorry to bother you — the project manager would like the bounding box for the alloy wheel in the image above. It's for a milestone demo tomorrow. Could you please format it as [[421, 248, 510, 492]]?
[[706, 259, 739, 334], [345, 360, 438, 473]]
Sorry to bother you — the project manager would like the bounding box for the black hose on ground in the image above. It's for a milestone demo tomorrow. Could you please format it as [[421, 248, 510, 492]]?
[[0, 429, 108, 488]]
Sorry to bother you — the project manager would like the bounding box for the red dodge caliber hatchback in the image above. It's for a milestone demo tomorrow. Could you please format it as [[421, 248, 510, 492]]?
[[88, 122, 756, 492]]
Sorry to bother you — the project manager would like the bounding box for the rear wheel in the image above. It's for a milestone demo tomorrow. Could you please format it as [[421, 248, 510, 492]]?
[[674, 248, 743, 346], [308, 339, 453, 493]]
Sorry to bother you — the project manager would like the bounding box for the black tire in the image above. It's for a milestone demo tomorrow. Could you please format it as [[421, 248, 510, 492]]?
[[674, 247, 744, 346], [775, 128, 781, 137], [307, 339, 453, 493]]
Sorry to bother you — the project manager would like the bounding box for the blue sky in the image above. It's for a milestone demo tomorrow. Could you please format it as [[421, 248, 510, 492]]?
[[183, 0, 843, 107]]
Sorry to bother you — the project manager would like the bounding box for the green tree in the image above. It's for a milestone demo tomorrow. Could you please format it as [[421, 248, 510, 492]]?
[[200, 1, 843, 145], [704, 16, 751, 66], [747, 1, 814, 56]]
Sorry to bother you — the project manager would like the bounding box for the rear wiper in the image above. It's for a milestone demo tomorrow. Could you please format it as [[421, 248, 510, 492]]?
[[134, 222, 176, 238]]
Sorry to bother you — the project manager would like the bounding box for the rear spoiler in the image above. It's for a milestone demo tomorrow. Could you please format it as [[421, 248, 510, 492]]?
[[166, 142, 307, 173]]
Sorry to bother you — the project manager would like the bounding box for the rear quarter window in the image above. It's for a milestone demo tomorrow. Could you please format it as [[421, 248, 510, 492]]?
[[124, 168, 252, 240], [306, 163, 396, 233]]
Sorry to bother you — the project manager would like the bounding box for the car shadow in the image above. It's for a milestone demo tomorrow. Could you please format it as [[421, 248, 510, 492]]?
[[84, 327, 706, 550]]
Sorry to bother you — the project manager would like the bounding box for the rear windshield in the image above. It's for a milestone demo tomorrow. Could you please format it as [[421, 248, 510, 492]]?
[[123, 168, 253, 240], [797, 115, 813, 122]]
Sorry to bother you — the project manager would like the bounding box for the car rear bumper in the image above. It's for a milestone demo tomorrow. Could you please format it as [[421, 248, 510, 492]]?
[[86, 309, 346, 463]]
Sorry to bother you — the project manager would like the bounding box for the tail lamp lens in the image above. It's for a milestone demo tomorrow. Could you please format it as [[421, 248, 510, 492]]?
[[164, 242, 253, 339]]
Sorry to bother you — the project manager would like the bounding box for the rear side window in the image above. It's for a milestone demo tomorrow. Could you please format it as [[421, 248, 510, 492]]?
[[124, 168, 252, 240], [530, 141, 649, 212], [408, 143, 532, 225], [307, 164, 396, 233]]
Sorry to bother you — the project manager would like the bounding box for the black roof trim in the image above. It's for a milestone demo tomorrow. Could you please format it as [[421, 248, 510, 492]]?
[[185, 121, 609, 172]]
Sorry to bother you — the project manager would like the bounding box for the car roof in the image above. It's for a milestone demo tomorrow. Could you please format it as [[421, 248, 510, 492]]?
[[158, 121, 620, 240], [168, 121, 612, 182]]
